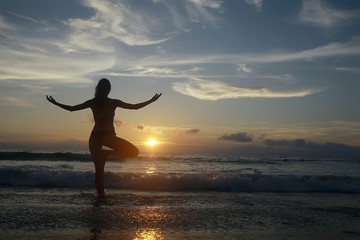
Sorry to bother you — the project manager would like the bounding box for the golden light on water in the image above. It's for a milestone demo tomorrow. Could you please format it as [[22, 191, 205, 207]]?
[[145, 166, 156, 174], [134, 228, 164, 240], [147, 140, 158, 146], [132, 206, 168, 240]]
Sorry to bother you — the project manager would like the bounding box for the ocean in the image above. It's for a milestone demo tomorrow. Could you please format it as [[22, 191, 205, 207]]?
[[1, 151, 360, 239]]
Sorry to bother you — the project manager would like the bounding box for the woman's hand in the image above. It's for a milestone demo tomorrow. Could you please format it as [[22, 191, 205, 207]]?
[[46, 95, 57, 105], [150, 93, 162, 102]]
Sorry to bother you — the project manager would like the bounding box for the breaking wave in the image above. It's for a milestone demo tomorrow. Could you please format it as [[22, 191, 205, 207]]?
[[1, 168, 359, 193]]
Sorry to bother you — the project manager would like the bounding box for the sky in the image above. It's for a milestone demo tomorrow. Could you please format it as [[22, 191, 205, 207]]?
[[1, 0, 360, 157]]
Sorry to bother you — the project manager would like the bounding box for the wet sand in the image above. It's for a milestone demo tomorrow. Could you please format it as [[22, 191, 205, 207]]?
[[1, 188, 360, 239]]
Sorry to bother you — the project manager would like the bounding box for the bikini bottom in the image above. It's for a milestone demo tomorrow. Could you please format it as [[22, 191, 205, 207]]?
[[90, 131, 115, 143]]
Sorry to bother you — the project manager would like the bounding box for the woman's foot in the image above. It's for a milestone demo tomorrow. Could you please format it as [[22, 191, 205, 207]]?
[[95, 189, 108, 198]]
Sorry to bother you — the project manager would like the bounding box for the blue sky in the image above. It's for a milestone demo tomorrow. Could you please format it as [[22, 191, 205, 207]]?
[[1, 0, 360, 156]]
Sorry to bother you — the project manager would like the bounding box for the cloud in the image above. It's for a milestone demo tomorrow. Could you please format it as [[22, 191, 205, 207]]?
[[114, 119, 124, 127], [244, 0, 263, 11], [128, 36, 360, 72], [126, 66, 175, 75], [10, 11, 40, 23], [187, 0, 223, 9], [0, 13, 116, 84], [0, 15, 16, 39], [1, 1, 359, 93], [218, 132, 253, 142], [0, 96, 34, 108], [335, 67, 360, 74], [186, 128, 200, 134], [185, 0, 224, 27], [237, 63, 252, 73], [258, 74, 296, 84], [0, 43, 115, 83], [62, 0, 224, 49], [64, 0, 172, 48], [231, 37, 357, 63], [263, 138, 351, 150], [241, 37, 360, 63], [0, 0, 222, 86], [0, 15, 16, 31], [134, 124, 145, 130], [172, 78, 320, 100], [299, 0, 360, 28]]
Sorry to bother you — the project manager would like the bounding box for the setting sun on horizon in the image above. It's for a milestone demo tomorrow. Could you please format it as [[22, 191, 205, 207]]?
[[147, 140, 158, 146]]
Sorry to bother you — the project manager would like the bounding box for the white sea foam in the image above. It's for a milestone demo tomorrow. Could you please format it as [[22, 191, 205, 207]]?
[[1, 167, 360, 193]]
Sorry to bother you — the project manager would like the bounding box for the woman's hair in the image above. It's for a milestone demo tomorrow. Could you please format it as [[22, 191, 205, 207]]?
[[94, 78, 111, 104]]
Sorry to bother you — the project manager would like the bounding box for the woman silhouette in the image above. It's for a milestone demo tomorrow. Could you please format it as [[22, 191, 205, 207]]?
[[47, 78, 161, 197]]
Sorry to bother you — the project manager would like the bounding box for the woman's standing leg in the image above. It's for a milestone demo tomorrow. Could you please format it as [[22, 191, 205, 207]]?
[[89, 136, 106, 197]]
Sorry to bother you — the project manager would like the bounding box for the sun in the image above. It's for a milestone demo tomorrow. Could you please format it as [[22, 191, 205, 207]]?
[[147, 140, 158, 146]]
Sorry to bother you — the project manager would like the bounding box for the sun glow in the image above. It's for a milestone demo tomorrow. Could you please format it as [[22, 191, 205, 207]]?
[[147, 140, 158, 146]]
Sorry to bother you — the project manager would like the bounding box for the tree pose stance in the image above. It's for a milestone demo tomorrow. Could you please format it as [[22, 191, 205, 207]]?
[[47, 78, 161, 197]]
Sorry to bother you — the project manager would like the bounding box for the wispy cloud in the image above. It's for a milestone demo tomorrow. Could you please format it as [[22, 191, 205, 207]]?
[[10, 11, 39, 23], [64, 0, 171, 48], [187, 0, 223, 9], [0, 96, 34, 108], [237, 63, 252, 73], [62, 0, 224, 50], [228, 37, 360, 63], [0, 43, 115, 83], [172, 78, 321, 100], [0, 15, 16, 31], [299, 0, 360, 28], [185, 0, 223, 27], [128, 36, 360, 68], [126, 66, 175, 75], [244, 0, 263, 11], [9, 11, 57, 32], [0, 11, 117, 84], [0, 15, 16, 38], [335, 67, 360, 74]]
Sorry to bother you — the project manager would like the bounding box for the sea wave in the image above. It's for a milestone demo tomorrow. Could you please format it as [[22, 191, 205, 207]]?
[[0, 151, 92, 161], [1, 168, 359, 193]]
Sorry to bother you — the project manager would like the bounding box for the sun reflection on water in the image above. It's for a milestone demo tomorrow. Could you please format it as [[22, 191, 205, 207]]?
[[134, 228, 164, 240], [145, 166, 157, 174], [131, 206, 172, 240]]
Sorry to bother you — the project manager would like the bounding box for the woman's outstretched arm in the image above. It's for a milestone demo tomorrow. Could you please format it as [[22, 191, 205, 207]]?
[[46, 95, 91, 112], [116, 93, 162, 110]]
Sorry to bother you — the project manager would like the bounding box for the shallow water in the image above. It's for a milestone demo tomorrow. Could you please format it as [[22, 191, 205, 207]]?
[[1, 188, 360, 240]]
